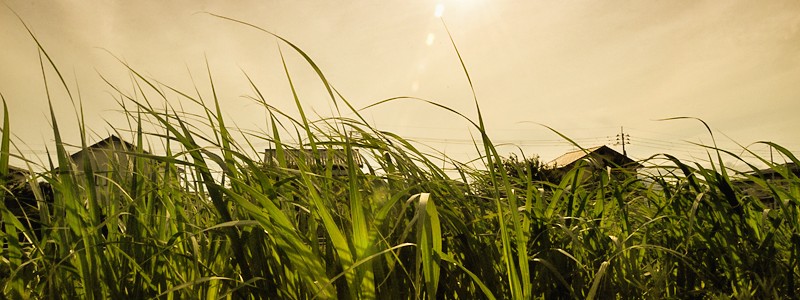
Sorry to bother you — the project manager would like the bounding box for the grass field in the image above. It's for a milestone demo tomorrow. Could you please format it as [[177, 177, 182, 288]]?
[[2, 17, 799, 299]]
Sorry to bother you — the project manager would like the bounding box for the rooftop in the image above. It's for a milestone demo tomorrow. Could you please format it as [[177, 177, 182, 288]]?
[[546, 145, 640, 169], [263, 148, 364, 169]]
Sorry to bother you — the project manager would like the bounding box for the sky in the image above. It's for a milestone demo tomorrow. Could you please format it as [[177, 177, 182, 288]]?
[[1, 0, 799, 172]]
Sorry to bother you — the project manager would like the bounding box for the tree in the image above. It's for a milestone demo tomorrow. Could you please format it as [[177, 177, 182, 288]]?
[[470, 154, 563, 197]]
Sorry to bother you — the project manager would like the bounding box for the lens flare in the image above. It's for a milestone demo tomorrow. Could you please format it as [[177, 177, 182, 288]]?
[[434, 3, 445, 17]]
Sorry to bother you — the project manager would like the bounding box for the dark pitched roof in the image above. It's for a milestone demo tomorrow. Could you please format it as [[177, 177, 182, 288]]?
[[49, 135, 142, 173], [69, 135, 140, 159], [746, 162, 799, 179], [2, 165, 30, 183], [6, 164, 29, 175], [263, 148, 363, 169], [547, 145, 641, 169]]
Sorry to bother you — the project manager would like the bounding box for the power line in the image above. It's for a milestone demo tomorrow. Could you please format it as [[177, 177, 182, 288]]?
[[403, 136, 610, 146]]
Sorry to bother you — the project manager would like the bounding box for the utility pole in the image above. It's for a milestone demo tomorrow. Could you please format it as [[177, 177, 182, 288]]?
[[615, 126, 630, 156], [770, 144, 774, 165]]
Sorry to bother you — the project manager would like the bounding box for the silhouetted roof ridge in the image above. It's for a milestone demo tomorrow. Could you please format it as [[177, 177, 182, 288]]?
[[263, 147, 363, 167], [746, 161, 799, 177], [69, 135, 141, 158], [6, 164, 29, 174], [560, 145, 604, 156], [547, 145, 607, 168], [90, 135, 135, 149]]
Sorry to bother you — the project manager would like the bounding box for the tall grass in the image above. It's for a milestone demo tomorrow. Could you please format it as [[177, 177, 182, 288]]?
[[1, 15, 799, 299]]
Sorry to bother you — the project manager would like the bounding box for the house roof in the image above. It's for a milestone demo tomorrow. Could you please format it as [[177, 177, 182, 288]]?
[[546, 145, 640, 169], [547, 146, 604, 169], [263, 148, 364, 168], [48, 135, 142, 173], [7, 165, 29, 174], [69, 135, 140, 159], [3, 165, 30, 181], [746, 162, 799, 179]]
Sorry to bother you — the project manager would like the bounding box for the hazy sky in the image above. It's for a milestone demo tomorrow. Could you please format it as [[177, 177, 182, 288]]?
[[2, 0, 799, 170]]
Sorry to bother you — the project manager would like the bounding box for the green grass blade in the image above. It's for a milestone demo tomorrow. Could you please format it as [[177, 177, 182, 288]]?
[[415, 193, 441, 299]]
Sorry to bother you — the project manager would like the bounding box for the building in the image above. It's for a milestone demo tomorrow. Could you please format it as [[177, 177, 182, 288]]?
[[3, 165, 30, 183], [263, 147, 364, 176], [55, 135, 165, 218], [734, 162, 799, 205], [2, 164, 50, 239], [2, 165, 35, 215], [67, 135, 141, 188], [547, 145, 642, 171], [57, 135, 171, 237], [745, 162, 799, 180]]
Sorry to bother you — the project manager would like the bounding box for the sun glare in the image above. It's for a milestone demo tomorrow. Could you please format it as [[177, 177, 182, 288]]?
[[434, 3, 445, 17]]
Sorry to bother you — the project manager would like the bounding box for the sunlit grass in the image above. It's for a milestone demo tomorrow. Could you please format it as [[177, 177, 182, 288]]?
[[1, 14, 799, 299]]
